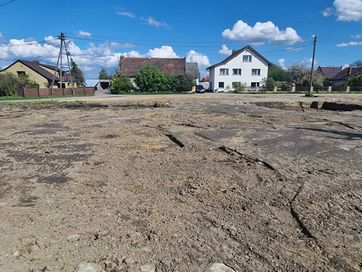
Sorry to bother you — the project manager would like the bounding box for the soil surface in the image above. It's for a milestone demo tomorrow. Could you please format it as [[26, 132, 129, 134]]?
[[0, 94, 361, 272]]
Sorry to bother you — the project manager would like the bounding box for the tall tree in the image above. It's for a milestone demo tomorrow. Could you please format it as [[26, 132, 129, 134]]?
[[99, 68, 110, 80], [70, 59, 85, 87], [268, 64, 291, 82]]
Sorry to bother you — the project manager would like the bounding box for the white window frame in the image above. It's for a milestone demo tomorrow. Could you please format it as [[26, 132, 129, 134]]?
[[218, 82, 225, 88], [220, 68, 229, 76], [251, 69, 261, 76], [233, 69, 242, 75], [243, 55, 252, 62]]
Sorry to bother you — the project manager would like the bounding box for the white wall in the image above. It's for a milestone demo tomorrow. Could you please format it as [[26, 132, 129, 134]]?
[[209, 49, 269, 91]]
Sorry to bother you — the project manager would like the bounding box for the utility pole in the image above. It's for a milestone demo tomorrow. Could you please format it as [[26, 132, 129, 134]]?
[[307, 35, 318, 97], [50, 33, 74, 94]]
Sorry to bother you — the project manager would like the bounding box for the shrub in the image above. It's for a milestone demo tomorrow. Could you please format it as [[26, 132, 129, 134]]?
[[135, 66, 173, 93], [232, 82, 246, 93], [171, 75, 194, 93], [110, 76, 133, 94], [264, 78, 276, 91], [0, 73, 39, 96]]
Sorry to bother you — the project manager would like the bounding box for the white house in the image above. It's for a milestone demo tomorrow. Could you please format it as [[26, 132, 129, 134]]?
[[207, 45, 271, 91]]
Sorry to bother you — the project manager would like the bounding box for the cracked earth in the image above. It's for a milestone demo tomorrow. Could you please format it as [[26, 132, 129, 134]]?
[[0, 94, 361, 271]]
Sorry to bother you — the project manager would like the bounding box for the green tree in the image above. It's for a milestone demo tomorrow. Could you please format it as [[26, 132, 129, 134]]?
[[110, 77, 133, 94], [268, 64, 291, 82], [0, 73, 39, 96], [347, 74, 362, 86], [99, 68, 111, 80], [171, 75, 194, 93], [70, 59, 85, 87], [134, 66, 172, 93]]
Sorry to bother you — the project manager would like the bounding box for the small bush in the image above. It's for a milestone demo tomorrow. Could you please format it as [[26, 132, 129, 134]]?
[[110, 77, 133, 94], [264, 78, 276, 91], [232, 82, 246, 93]]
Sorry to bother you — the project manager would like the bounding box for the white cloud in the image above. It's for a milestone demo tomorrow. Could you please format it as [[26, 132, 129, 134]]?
[[186, 50, 210, 67], [222, 20, 302, 45], [218, 44, 232, 55], [278, 58, 287, 70], [146, 45, 178, 58], [301, 58, 318, 67], [117, 11, 136, 18], [122, 50, 143, 58], [324, 0, 362, 22], [323, 7, 334, 17], [351, 34, 362, 39], [142, 16, 169, 28], [0, 32, 3, 42], [336, 41, 362, 47], [286, 47, 303, 52], [76, 31, 92, 38]]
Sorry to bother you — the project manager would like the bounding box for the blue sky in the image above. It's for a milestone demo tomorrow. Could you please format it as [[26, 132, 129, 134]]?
[[0, 0, 361, 78]]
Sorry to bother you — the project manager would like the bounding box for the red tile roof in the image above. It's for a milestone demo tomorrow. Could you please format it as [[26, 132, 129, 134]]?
[[118, 57, 198, 77]]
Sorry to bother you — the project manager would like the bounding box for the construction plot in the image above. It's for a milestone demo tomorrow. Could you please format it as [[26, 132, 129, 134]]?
[[0, 94, 361, 271]]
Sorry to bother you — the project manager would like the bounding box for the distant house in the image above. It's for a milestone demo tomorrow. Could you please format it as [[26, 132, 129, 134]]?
[[207, 45, 271, 92], [0, 60, 72, 88], [118, 57, 199, 82], [317, 66, 362, 86], [95, 80, 111, 92]]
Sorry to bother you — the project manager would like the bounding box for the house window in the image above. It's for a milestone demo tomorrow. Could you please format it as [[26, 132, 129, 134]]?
[[251, 82, 260, 88], [252, 69, 261, 76], [17, 71, 26, 77], [220, 69, 229, 76], [243, 55, 252, 62], [233, 69, 242, 75], [218, 82, 225, 88]]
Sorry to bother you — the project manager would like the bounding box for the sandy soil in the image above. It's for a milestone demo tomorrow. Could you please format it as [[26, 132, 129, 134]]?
[[0, 94, 361, 271]]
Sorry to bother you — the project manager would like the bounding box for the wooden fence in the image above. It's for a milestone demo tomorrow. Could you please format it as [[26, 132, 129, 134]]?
[[18, 87, 94, 98]]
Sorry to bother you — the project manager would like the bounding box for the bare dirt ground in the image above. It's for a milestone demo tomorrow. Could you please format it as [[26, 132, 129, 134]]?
[[0, 94, 361, 272]]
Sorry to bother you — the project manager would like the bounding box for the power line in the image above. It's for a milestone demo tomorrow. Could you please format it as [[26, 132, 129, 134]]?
[[0, 0, 15, 8]]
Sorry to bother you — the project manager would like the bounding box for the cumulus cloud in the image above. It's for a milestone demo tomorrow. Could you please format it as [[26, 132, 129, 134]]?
[[222, 20, 302, 45], [76, 31, 92, 38], [324, 0, 362, 22], [278, 58, 287, 70], [142, 16, 169, 28], [0, 36, 206, 77], [117, 11, 136, 18], [146, 45, 178, 58], [336, 41, 362, 47], [218, 44, 232, 55], [186, 50, 210, 67]]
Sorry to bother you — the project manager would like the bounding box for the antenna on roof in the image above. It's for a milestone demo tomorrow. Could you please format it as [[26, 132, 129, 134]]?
[[50, 33, 74, 95]]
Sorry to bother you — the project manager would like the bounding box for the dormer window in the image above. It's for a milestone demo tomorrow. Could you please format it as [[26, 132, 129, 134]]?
[[243, 55, 252, 62]]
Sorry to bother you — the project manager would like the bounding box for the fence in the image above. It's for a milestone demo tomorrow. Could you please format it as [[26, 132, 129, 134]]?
[[268, 85, 362, 93], [18, 87, 94, 98]]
